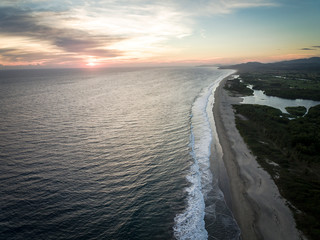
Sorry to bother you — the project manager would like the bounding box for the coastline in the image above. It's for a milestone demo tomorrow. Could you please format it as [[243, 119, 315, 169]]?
[[212, 75, 302, 240]]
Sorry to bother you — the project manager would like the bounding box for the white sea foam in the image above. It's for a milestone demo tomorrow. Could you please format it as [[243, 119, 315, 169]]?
[[173, 125, 208, 240], [174, 71, 238, 240], [174, 77, 221, 240]]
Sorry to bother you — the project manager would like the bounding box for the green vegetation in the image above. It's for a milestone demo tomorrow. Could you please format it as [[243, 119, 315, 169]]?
[[224, 78, 254, 96], [233, 104, 320, 239], [224, 65, 320, 239], [285, 106, 307, 117], [240, 72, 320, 101]]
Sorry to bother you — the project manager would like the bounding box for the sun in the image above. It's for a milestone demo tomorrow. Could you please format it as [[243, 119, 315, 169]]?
[[85, 57, 99, 67], [86, 62, 96, 67]]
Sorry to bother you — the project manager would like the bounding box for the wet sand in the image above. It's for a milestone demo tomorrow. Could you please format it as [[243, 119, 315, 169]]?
[[212, 76, 303, 240]]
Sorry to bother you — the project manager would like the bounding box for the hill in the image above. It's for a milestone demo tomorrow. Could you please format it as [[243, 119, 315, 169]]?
[[220, 57, 320, 72]]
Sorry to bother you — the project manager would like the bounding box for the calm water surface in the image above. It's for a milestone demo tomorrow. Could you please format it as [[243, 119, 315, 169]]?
[[0, 67, 239, 239], [242, 86, 320, 113]]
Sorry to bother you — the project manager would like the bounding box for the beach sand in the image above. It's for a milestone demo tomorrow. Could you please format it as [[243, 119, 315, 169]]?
[[212, 76, 303, 240]]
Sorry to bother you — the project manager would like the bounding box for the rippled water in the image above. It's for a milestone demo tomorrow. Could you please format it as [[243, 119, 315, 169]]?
[[0, 67, 239, 239]]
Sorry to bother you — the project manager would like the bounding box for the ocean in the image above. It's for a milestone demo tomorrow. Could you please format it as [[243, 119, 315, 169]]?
[[0, 67, 240, 240]]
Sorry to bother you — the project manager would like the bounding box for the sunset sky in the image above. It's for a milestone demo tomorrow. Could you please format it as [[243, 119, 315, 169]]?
[[0, 0, 319, 68]]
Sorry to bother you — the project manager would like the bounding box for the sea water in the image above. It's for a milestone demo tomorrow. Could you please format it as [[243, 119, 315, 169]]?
[[0, 67, 240, 239]]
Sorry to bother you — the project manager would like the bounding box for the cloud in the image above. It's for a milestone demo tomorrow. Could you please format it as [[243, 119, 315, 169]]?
[[200, 29, 207, 39], [0, 0, 279, 67], [300, 48, 315, 51], [0, 47, 54, 63], [0, 7, 124, 58], [299, 46, 320, 51], [0, 3, 192, 65], [62, 3, 193, 56], [169, 0, 278, 15]]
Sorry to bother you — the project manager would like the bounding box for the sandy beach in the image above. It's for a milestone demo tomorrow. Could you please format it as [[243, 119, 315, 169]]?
[[212, 76, 303, 240]]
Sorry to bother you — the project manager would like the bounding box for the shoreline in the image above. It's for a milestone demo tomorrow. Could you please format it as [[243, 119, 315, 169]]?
[[212, 75, 302, 240]]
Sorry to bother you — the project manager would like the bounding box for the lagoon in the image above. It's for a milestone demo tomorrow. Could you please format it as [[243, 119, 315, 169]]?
[[241, 86, 320, 114]]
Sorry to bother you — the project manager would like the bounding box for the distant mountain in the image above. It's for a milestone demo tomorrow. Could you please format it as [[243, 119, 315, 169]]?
[[220, 57, 320, 72]]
